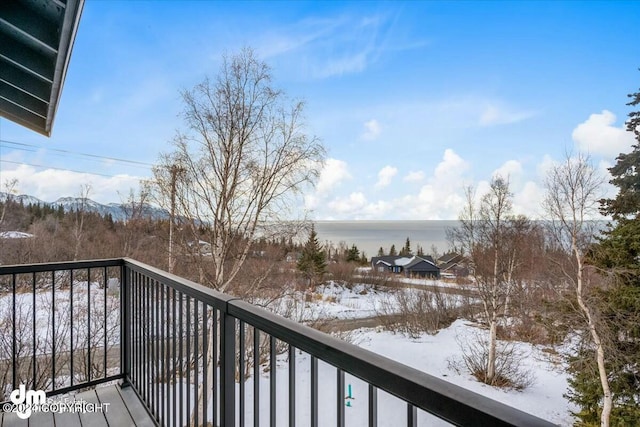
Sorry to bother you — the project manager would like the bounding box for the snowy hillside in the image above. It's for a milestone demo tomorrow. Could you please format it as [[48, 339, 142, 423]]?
[[0, 192, 168, 222]]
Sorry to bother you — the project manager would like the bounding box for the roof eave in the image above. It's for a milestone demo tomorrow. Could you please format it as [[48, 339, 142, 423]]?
[[44, 0, 84, 137]]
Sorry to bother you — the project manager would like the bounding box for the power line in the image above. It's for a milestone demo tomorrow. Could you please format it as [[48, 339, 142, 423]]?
[[0, 138, 155, 167], [0, 159, 140, 179], [0, 143, 152, 170]]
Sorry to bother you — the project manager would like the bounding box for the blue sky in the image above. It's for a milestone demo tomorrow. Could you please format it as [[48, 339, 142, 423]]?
[[1, 1, 638, 219]]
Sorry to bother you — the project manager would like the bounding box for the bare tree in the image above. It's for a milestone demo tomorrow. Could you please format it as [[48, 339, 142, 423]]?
[[0, 178, 18, 229], [543, 153, 612, 426], [72, 184, 91, 261], [449, 177, 527, 386], [153, 47, 325, 423]]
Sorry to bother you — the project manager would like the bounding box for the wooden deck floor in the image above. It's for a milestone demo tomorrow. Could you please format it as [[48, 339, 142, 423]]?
[[0, 385, 155, 427]]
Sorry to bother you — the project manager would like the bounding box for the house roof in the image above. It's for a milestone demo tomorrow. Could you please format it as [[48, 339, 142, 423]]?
[[404, 256, 439, 271], [0, 0, 84, 136], [372, 255, 439, 271], [438, 252, 462, 264]]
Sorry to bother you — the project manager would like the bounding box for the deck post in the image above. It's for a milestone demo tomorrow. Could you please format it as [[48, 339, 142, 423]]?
[[121, 262, 131, 385]]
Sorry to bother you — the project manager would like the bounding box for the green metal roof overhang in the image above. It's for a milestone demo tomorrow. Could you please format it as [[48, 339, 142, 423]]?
[[0, 0, 84, 137]]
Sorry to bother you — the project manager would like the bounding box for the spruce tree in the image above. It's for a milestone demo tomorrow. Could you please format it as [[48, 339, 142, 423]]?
[[297, 224, 327, 287], [402, 237, 411, 256], [377, 247, 384, 257], [389, 244, 397, 256], [346, 244, 360, 263], [569, 81, 640, 425], [359, 252, 368, 265]]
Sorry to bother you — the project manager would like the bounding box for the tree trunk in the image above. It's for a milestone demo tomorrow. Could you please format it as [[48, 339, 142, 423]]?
[[487, 317, 497, 384], [574, 246, 612, 427], [486, 248, 500, 384]]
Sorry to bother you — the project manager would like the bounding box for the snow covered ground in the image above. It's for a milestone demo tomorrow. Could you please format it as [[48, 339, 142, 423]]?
[[250, 282, 576, 425], [0, 231, 34, 239], [355, 321, 576, 425], [265, 281, 471, 323], [210, 319, 575, 426]]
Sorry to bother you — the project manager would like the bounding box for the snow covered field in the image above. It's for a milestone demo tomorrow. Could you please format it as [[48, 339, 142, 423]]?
[[205, 319, 575, 426], [250, 281, 576, 425]]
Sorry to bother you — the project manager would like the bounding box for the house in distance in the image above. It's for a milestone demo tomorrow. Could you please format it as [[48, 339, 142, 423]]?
[[370, 255, 440, 279]]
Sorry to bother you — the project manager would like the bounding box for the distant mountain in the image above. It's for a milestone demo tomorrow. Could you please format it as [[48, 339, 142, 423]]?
[[0, 192, 169, 222]]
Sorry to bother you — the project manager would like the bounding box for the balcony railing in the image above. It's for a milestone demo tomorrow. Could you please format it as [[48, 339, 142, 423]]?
[[0, 258, 555, 426]]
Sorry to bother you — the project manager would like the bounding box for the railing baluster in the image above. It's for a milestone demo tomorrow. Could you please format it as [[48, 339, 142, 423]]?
[[146, 273, 151, 407], [158, 282, 169, 425], [212, 308, 218, 425], [222, 310, 236, 427], [179, 291, 184, 427], [129, 270, 134, 385], [155, 279, 161, 421], [203, 303, 208, 427], [70, 269, 74, 386], [368, 384, 377, 427], [240, 321, 245, 427], [407, 403, 417, 427], [12, 273, 16, 391], [144, 273, 149, 406], [51, 271, 56, 390], [311, 356, 318, 427], [337, 369, 345, 427], [211, 307, 219, 425], [134, 269, 139, 387], [289, 344, 296, 427], [194, 298, 199, 427], [103, 266, 107, 379], [254, 328, 260, 427], [270, 335, 276, 427], [32, 272, 36, 389], [87, 267, 91, 383], [172, 287, 177, 427], [186, 295, 191, 427]]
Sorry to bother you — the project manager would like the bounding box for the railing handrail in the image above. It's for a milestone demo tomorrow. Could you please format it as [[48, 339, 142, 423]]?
[[0, 258, 124, 275], [123, 258, 235, 311]]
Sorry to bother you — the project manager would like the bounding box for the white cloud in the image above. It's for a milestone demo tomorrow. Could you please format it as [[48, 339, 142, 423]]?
[[572, 110, 635, 158], [434, 149, 469, 181], [536, 154, 557, 179], [375, 165, 398, 189], [315, 158, 351, 194], [327, 192, 368, 215], [361, 119, 382, 141], [403, 171, 425, 182], [1, 164, 143, 204], [478, 104, 536, 127], [398, 149, 471, 219], [512, 181, 544, 218], [493, 160, 523, 180]]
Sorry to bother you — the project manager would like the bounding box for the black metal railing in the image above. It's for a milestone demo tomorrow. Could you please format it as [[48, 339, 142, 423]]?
[[0, 259, 125, 398], [0, 259, 555, 426]]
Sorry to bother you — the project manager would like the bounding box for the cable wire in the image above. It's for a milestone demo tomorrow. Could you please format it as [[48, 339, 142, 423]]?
[[0, 159, 138, 178]]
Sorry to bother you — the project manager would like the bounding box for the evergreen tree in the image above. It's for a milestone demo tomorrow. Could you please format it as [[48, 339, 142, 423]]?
[[359, 252, 368, 265], [389, 244, 397, 256], [346, 244, 360, 263], [297, 224, 327, 287], [416, 245, 424, 257], [377, 247, 384, 257], [569, 81, 640, 425], [400, 237, 411, 256]]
